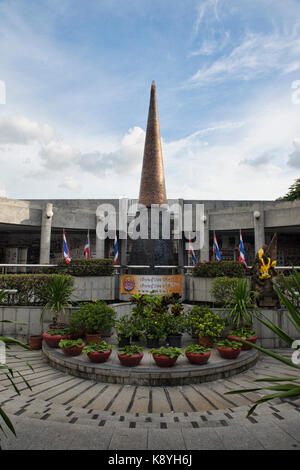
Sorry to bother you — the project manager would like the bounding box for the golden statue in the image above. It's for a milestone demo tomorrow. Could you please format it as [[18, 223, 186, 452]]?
[[251, 233, 280, 308]]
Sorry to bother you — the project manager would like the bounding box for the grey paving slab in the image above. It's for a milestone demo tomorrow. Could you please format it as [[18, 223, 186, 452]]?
[[148, 428, 186, 450], [215, 423, 265, 450], [108, 428, 148, 450], [182, 428, 226, 450]]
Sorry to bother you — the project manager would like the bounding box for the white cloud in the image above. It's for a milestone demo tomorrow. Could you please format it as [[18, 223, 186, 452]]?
[[59, 176, 81, 192], [0, 115, 55, 145], [39, 141, 79, 169], [188, 31, 300, 86]]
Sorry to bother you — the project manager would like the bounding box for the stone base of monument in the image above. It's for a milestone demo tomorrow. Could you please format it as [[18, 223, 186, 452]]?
[[43, 342, 258, 386]]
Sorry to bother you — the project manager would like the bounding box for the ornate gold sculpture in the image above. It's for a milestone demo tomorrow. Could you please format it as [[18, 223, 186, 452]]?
[[251, 233, 280, 308]]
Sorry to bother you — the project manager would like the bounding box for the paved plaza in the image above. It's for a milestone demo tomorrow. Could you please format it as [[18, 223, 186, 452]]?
[[0, 347, 299, 450]]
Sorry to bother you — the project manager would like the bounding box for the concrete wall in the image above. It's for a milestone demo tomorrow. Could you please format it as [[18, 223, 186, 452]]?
[[73, 276, 115, 301]]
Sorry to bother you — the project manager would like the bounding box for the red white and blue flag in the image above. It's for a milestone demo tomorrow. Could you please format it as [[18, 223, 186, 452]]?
[[189, 238, 197, 265], [63, 230, 71, 264], [238, 229, 247, 266], [213, 232, 222, 261], [84, 231, 90, 260], [113, 232, 119, 265]]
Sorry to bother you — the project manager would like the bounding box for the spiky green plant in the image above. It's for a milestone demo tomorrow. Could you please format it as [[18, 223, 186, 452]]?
[[0, 289, 33, 435], [224, 279, 255, 328], [40, 275, 75, 324], [225, 268, 300, 416]]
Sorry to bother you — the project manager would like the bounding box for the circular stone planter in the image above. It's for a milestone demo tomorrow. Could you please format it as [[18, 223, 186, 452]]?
[[226, 335, 258, 350], [217, 346, 242, 360], [61, 343, 85, 357], [87, 350, 112, 364], [117, 352, 144, 367], [43, 332, 69, 348], [152, 354, 178, 367], [185, 351, 211, 365]]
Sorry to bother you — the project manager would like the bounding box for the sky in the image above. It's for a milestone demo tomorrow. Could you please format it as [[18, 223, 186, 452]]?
[[0, 0, 299, 201]]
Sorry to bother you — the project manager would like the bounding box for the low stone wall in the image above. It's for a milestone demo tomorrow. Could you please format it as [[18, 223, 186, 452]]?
[[1, 302, 299, 350]]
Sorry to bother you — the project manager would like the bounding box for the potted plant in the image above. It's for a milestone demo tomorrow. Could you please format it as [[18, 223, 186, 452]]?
[[217, 339, 243, 359], [29, 333, 43, 350], [42, 328, 71, 348], [149, 346, 183, 367], [117, 345, 143, 367], [142, 308, 165, 348], [162, 312, 185, 347], [224, 279, 255, 329], [90, 300, 117, 338], [227, 327, 258, 350], [40, 274, 75, 328], [185, 305, 213, 339], [83, 341, 114, 363], [185, 344, 211, 365], [193, 310, 225, 347], [59, 338, 85, 356], [115, 315, 132, 347]]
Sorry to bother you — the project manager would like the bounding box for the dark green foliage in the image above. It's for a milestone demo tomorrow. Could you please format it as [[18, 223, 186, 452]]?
[[118, 345, 143, 356], [277, 177, 300, 201], [217, 339, 243, 350], [185, 344, 211, 354], [0, 274, 73, 306], [59, 338, 83, 348], [45, 258, 114, 276], [83, 341, 114, 354], [193, 261, 246, 278], [69, 301, 116, 334], [149, 346, 183, 358]]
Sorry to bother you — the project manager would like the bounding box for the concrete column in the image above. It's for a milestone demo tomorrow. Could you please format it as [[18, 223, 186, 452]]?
[[200, 213, 210, 261], [39, 202, 53, 264], [253, 205, 265, 254]]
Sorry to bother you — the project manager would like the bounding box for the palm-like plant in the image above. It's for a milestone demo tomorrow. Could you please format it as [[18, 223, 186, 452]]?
[[40, 275, 75, 325], [225, 268, 300, 416], [224, 279, 254, 328], [0, 289, 33, 435]]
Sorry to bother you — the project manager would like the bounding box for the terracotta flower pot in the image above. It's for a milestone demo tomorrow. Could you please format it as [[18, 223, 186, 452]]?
[[152, 354, 178, 367], [61, 343, 85, 357], [29, 335, 43, 350], [85, 332, 101, 344], [226, 335, 258, 350], [217, 346, 242, 359], [117, 352, 143, 367], [87, 350, 112, 363], [185, 351, 211, 365], [198, 336, 214, 348], [42, 332, 69, 348]]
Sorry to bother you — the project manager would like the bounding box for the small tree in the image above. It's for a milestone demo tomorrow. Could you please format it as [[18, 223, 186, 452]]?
[[277, 177, 300, 201]]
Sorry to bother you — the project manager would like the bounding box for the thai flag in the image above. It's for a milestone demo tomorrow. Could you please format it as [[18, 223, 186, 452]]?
[[63, 230, 71, 264], [213, 232, 222, 261], [114, 232, 119, 265], [189, 238, 197, 265], [84, 232, 90, 260], [238, 230, 247, 266]]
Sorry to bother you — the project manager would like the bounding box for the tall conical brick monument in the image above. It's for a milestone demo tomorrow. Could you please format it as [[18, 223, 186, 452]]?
[[129, 81, 176, 270], [139, 80, 167, 207]]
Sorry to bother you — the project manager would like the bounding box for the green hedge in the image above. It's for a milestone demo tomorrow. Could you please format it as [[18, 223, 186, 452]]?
[[193, 261, 246, 278], [210, 277, 246, 306], [45, 258, 114, 276], [0, 274, 74, 306]]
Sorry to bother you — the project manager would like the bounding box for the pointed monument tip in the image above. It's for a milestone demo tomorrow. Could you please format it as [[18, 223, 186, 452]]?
[[151, 80, 156, 88]]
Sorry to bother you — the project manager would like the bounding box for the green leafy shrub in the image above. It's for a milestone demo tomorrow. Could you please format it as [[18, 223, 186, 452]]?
[[185, 305, 214, 335], [185, 344, 211, 354], [149, 346, 183, 358], [70, 301, 116, 334], [83, 341, 114, 353], [228, 327, 256, 338], [162, 312, 185, 336], [223, 279, 255, 328], [59, 338, 83, 348], [45, 258, 114, 276], [193, 310, 225, 341], [193, 261, 246, 278], [40, 275, 75, 324], [118, 345, 143, 356], [217, 339, 242, 350], [211, 277, 242, 306], [0, 274, 73, 306]]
